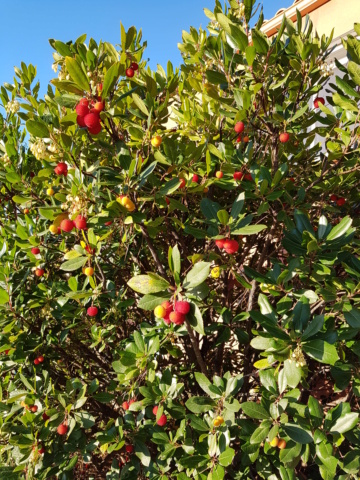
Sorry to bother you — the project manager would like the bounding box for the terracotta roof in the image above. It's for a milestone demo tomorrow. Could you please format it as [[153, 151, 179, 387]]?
[[261, 0, 331, 37]]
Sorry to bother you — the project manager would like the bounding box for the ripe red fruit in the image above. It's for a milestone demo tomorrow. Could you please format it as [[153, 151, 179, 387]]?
[[35, 268, 45, 277], [74, 215, 87, 230], [84, 112, 100, 129], [233, 171, 243, 181], [31, 247, 40, 255], [234, 121, 245, 133], [314, 97, 325, 108], [161, 301, 173, 312], [60, 219, 75, 232], [88, 122, 102, 135], [175, 301, 191, 315], [125, 445, 134, 453], [192, 174, 199, 183], [30, 172, 35, 178], [236, 136, 242, 143], [38, 447, 45, 454], [79, 98, 89, 106], [165, 197, 170, 205], [163, 314, 171, 325], [57, 423, 68, 435], [223, 239, 239, 254], [129, 399, 136, 405], [122, 401, 129, 410], [34, 358, 40, 365], [215, 171, 223, 179], [279, 132, 290, 143], [152, 405, 158, 415], [37, 355, 44, 363], [76, 115, 86, 127], [93, 101, 104, 112], [85, 245, 95, 254], [126, 68, 135, 78], [169, 311, 186, 325], [179, 178, 186, 189], [244, 173, 253, 181], [336, 197, 346, 206], [157, 414, 167, 426], [75, 103, 89, 117], [104, 221, 113, 226], [215, 239, 226, 249], [130, 62, 139, 71], [30, 405, 38, 413], [330, 194, 338, 202], [42, 412, 50, 421], [54, 162, 68, 176], [87, 306, 98, 316]]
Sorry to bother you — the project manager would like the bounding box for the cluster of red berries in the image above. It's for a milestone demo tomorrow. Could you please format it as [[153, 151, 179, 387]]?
[[54, 162, 68, 176], [122, 398, 136, 410], [233, 171, 253, 181], [330, 194, 346, 206], [34, 355, 44, 365], [60, 215, 87, 233], [215, 238, 239, 254], [125, 62, 139, 78], [153, 405, 167, 426], [75, 98, 103, 135], [154, 300, 191, 326]]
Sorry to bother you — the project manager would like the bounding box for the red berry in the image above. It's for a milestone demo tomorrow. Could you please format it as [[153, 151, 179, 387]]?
[[88, 122, 102, 135], [126, 68, 135, 78], [163, 314, 171, 325], [34, 358, 40, 365], [75, 103, 89, 117], [79, 98, 89, 106], [104, 221, 113, 226], [122, 401, 129, 410], [87, 306, 98, 316], [157, 414, 167, 426], [234, 121, 245, 133], [130, 62, 139, 71], [330, 194, 338, 202], [179, 178, 186, 189], [165, 197, 170, 205], [42, 412, 50, 421], [30, 172, 35, 178], [152, 405, 158, 415], [161, 301, 173, 313], [30, 405, 38, 413], [31, 247, 40, 255], [244, 173, 253, 181], [93, 101, 104, 112], [314, 97, 325, 108], [76, 115, 86, 127], [169, 311, 186, 325], [236, 136, 242, 143], [129, 399, 136, 405], [279, 132, 290, 143], [60, 219, 75, 233], [336, 197, 346, 206], [84, 112, 100, 129], [38, 447, 45, 454], [192, 174, 199, 183], [215, 239, 226, 249], [223, 239, 239, 254], [215, 171, 223, 179], [37, 355, 44, 363], [233, 172, 243, 181], [54, 162, 68, 176], [125, 445, 134, 453], [74, 215, 87, 230], [175, 301, 191, 315], [85, 245, 95, 254], [57, 423, 68, 435], [35, 268, 45, 277]]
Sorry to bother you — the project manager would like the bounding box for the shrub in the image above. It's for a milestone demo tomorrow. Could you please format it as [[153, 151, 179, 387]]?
[[0, 1, 359, 479]]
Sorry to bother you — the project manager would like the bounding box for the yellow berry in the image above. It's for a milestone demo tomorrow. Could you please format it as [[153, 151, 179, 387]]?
[[154, 305, 166, 318], [211, 267, 220, 278], [151, 135, 162, 148], [49, 225, 58, 234], [213, 416, 224, 427], [119, 196, 136, 212], [269, 437, 279, 447], [47, 188, 54, 196], [84, 267, 94, 276]]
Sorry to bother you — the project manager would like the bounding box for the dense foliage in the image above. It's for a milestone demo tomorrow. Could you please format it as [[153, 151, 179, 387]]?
[[0, 0, 359, 478]]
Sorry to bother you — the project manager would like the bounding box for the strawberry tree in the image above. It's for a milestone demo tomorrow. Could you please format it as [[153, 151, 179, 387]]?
[[0, 1, 359, 479]]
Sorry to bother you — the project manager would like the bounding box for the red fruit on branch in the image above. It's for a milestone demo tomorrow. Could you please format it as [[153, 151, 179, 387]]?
[[152, 406, 158, 415], [42, 412, 50, 421], [130, 62, 139, 71], [57, 423, 68, 435], [157, 414, 167, 426], [30, 405, 38, 413], [330, 194, 338, 202], [223, 239, 239, 254], [279, 132, 290, 143], [126, 68, 135, 78], [74, 215, 87, 230], [233, 172, 243, 181], [76, 115, 86, 127], [54, 162, 68, 176], [88, 122, 102, 135], [87, 306, 98, 316], [84, 112, 100, 129], [75, 103, 89, 117], [175, 301, 191, 315], [244, 173, 253, 181], [234, 121, 245, 133], [35, 268, 45, 277], [169, 311, 186, 325], [31, 247, 40, 255], [60, 219, 75, 232], [179, 178, 186, 189], [215, 239, 226, 249], [215, 171, 223, 179], [336, 197, 346, 206], [192, 174, 199, 183], [122, 401, 129, 410], [125, 445, 134, 453], [37, 355, 44, 363], [314, 97, 325, 108]]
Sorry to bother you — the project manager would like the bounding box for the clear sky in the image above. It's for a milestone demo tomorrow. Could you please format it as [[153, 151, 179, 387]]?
[[0, 0, 292, 93]]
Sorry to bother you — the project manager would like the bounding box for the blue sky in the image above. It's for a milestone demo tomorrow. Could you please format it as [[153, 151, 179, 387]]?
[[0, 0, 291, 93]]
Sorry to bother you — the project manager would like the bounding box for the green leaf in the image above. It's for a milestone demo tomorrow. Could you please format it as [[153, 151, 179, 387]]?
[[301, 315, 324, 341], [241, 402, 270, 420], [329, 412, 359, 434], [251, 28, 269, 54], [102, 62, 121, 98], [93, 392, 115, 403], [60, 256, 87, 272], [292, 297, 310, 333], [283, 424, 313, 444], [138, 293, 170, 310], [65, 56, 90, 91], [347, 61, 360, 85], [12, 196, 32, 204], [132, 93, 149, 115], [231, 224, 266, 235], [326, 216, 352, 241], [128, 275, 170, 294], [185, 396, 216, 414], [183, 262, 211, 289], [284, 360, 302, 388], [0, 289, 9, 305], [230, 192, 245, 219], [135, 440, 151, 467], [26, 119, 49, 138], [217, 209, 229, 225], [245, 46, 256, 66], [250, 421, 272, 444], [344, 308, 360, 329], [188, 302, 205, 335], [171, 244, 181, 276], [159, 178, 181, 196], [303, 340, 339, 366], [219, 447, 235, 467]]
